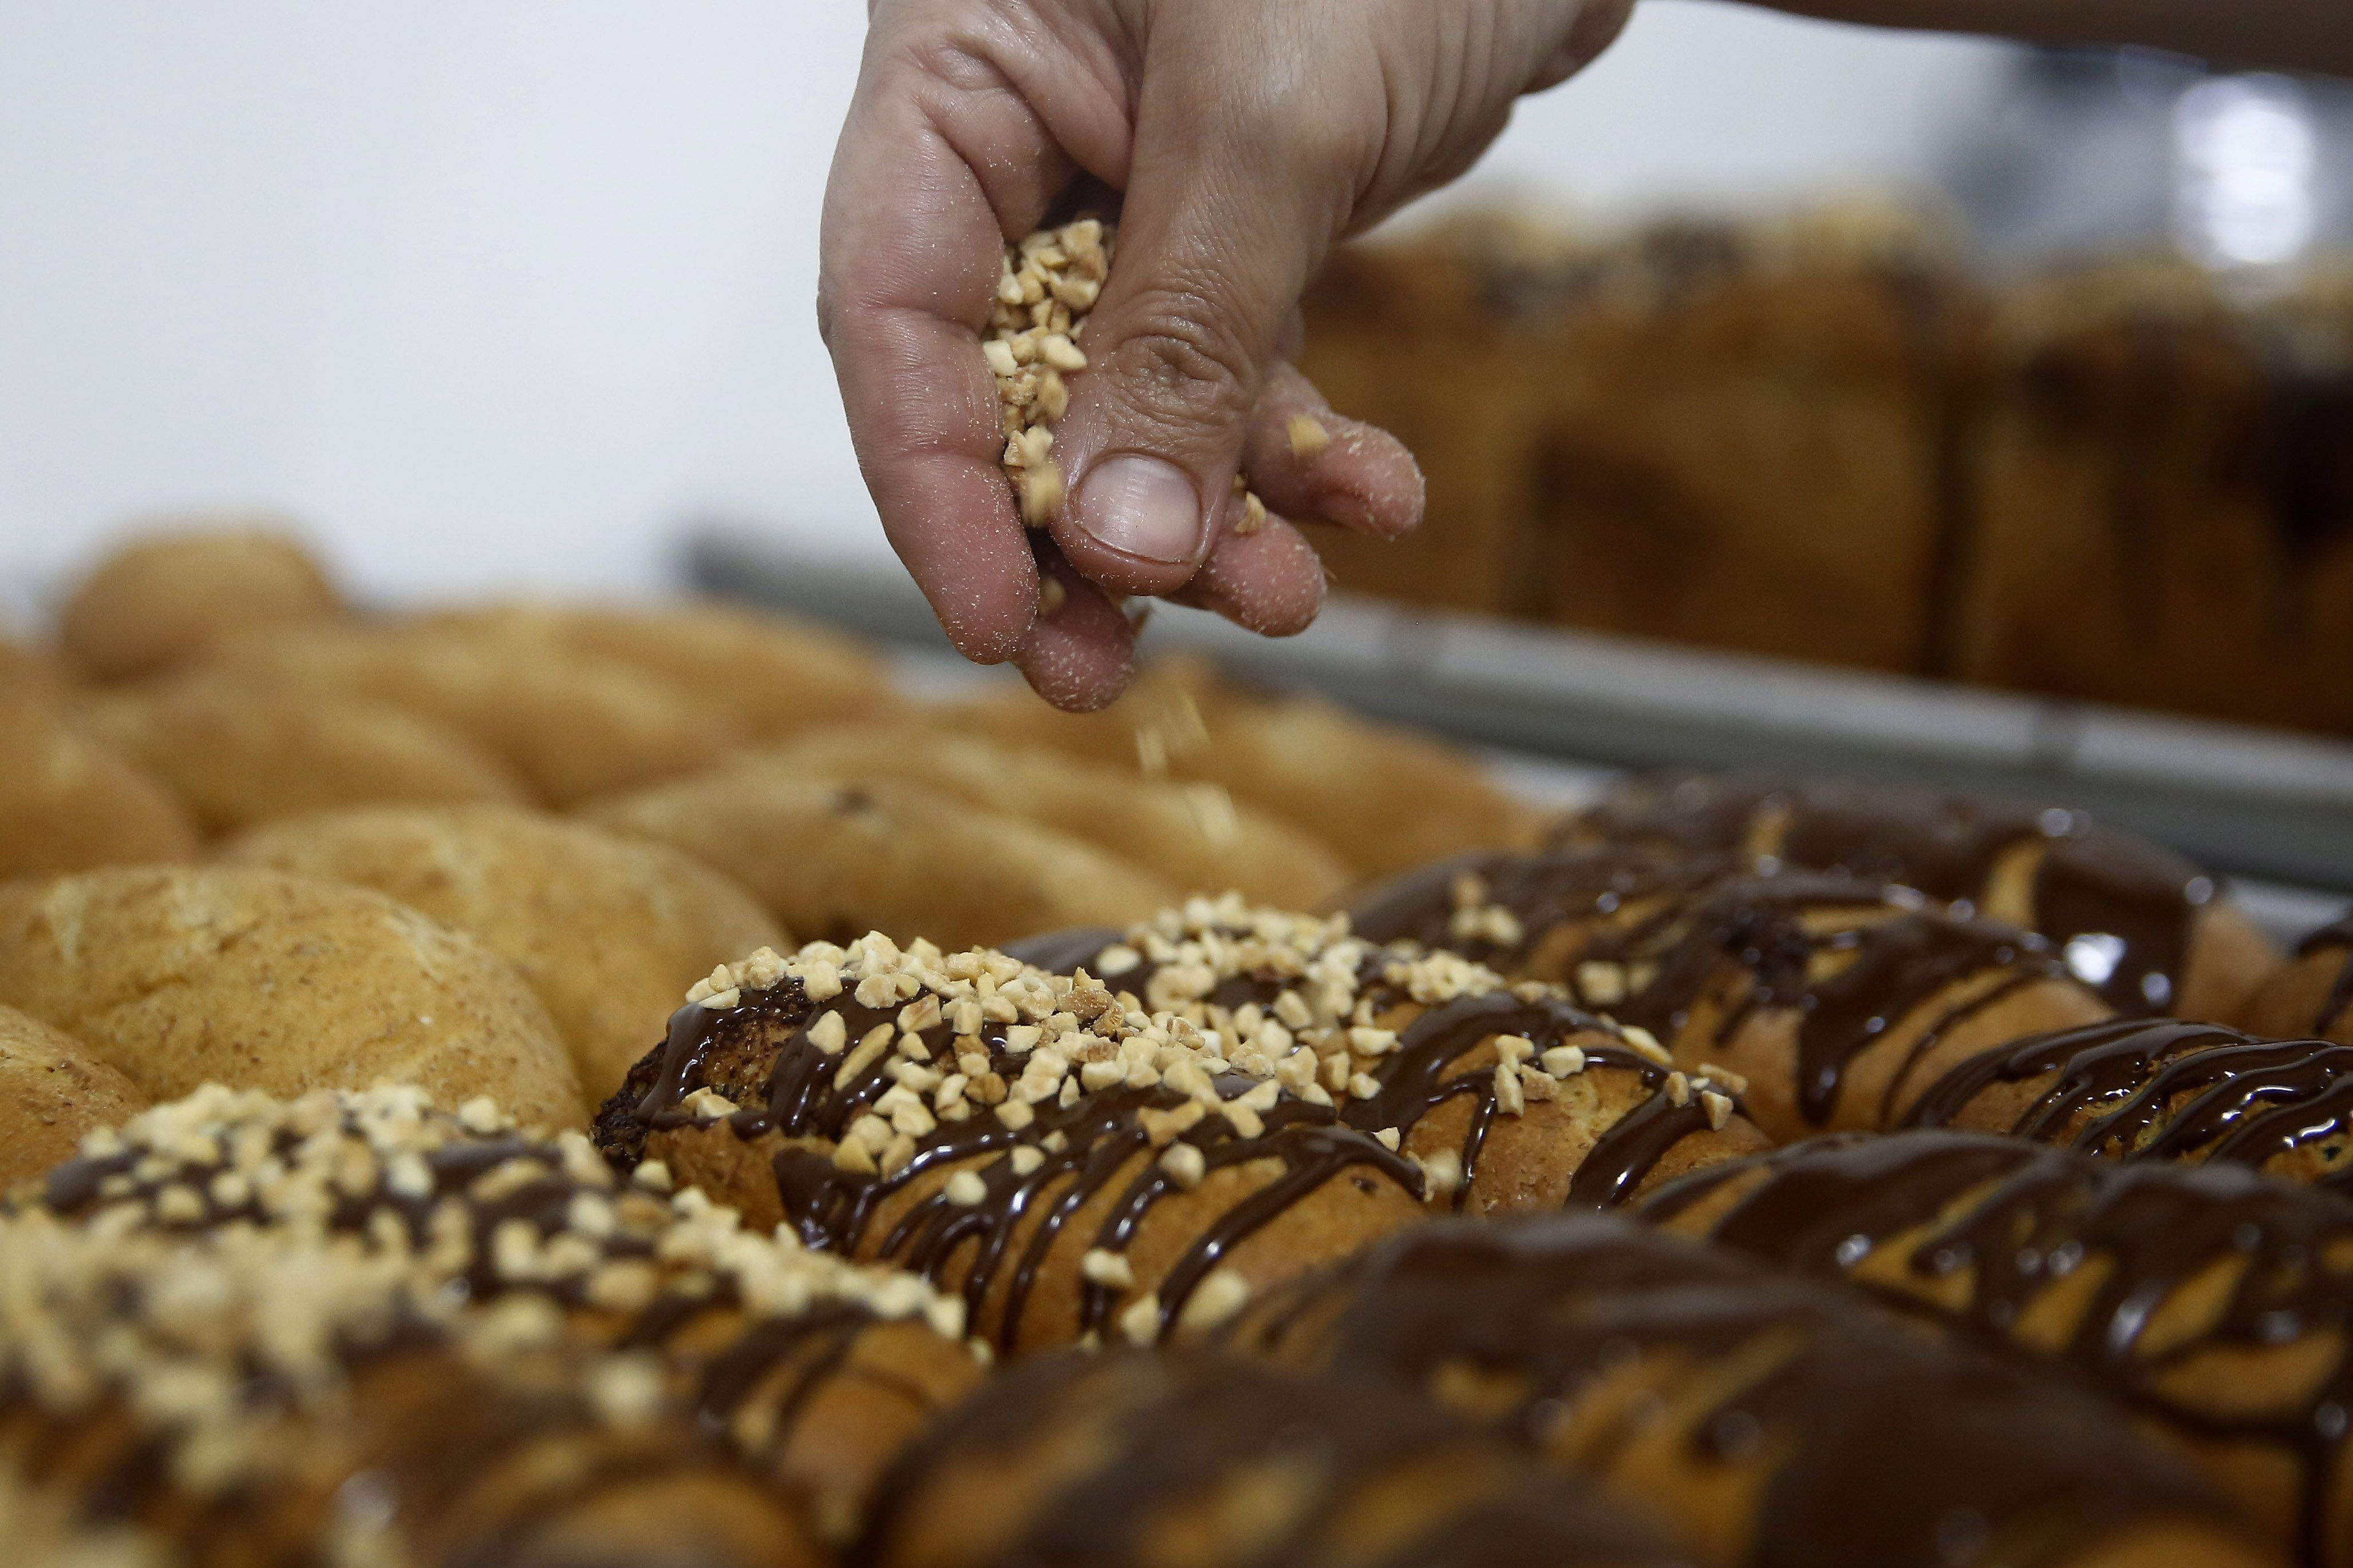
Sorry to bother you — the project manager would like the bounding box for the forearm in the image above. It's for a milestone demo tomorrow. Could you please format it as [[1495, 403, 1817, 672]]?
[[1743, 0, 2353, 76]]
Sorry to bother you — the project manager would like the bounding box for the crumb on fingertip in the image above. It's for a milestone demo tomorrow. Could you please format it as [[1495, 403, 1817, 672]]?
[[1286, 414, 1331, 459]]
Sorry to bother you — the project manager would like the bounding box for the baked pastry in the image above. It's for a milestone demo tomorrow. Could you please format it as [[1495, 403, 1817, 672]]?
[[0, 1005, 141, 1192], [224, 804, 786, 1109], [208, 620, 740, 805], [1953, 262, 2353, 734], [1225, 1212, 2266, 1568], [733, 722, 1351, 907], [945, 661, 1541, 878], [0, 866, 581, 1131], [84, 667, 530, 834], [0, 689, 198, 879], [2240, 913, 2353, 1044], [419, 599, 899, 742], [1900, 1016, 2353, 1187], [856, 1348, 1684, 1568], [57, 522, 342, 681], [1347, 846, 2111, 1141], [1640, 1129, 2353, 1566], [594, 904, 1765, 1352], [10, 1083, 985, 1563], [582, 772, 1178, 951], [1561, 773, 2277, 1020]]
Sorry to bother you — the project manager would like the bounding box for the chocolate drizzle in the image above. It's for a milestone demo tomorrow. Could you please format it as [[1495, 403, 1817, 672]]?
[[1348, 848, 2073, 1129], [1232, 1215, 2234, 1568], [1641, 1131, 2353, 1565], [1568, 775, 2210, 1016], [1903, 1017, 2353, 1185]]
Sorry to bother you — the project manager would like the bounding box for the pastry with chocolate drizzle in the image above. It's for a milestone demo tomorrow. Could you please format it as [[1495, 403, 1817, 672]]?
[[1900, 1017, 2353, 1187], [1640, 1130, 2353, 1566], [2241, 913, 2353, 1047], [854, 1349, 1686, 1568], [1346, 845, 2111, 1142], [594, 901, 1768, 1354], [18, 1083, 986, 1557], [1558, 773, 2279, 1021], [1223, 1214, 2279, 1568]]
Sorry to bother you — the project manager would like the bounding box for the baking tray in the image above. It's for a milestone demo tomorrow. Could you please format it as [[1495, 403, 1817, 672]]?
[[684, 527, 2353, 905]]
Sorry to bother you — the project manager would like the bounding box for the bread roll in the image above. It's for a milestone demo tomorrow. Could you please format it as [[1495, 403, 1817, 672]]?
[[84, 668, 531, 835], [1900, 1017, 2353, 1188], [0, 866, 581, 1129], [0, 1005, 141, 1192], [2240, 913, 2353, 1045], [1228, 1214, 2276, 1568], [594, 906, 1765, 1352], [210, 621, 739, 804], [422, 599, 897, 741], [0, 689, 198, 878], [1642, 1129, 2353, 1566], [13, 1083, 986, 1562], [1563, 773, 2277, 1021], [582, 772, 1177, 951], [226, 805, 784, 1108], [860, 1349, 1684, 1568], [1347, 847, 2112, 1142], [943, 659, 1540, 877], [736, 724, 1351, 907], [58, 523, 341, 680]]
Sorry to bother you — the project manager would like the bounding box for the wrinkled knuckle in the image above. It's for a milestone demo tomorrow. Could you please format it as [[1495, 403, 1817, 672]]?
[[1105, 282, 1259, 434]]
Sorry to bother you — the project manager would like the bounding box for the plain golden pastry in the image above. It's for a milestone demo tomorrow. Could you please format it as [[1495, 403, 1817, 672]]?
[[0, 866, 581, 1131], [9, 1083, 986, 1564], [1562, 773, 2278, 1020], [224, 804, 786, 1111], [582, 772, 1179, 951], [0, 634, 72, 700], [733, 722, 1352, 907], [82, 666, 531, 835], [943, 659, 1541, 878], [1898, 1017, 2353, 1188], [594, 904, 1766, 1353], [1226, 1213, 2276, 1568], [1641, 1129, 2353, 1566], [855, 1348, 1684, 1568], [208, 619, 741, 805], [0, 689, 199, 879], [420, 599, 899, 741], [2241, 914, 2353, 1045], [1347, 846, 2111, 1142], [0, 1004, 142, 1192], [57, 523, 343, 681]]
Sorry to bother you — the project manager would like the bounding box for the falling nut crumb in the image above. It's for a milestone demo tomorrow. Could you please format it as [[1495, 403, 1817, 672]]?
[[1036, 576, 1067, 617]]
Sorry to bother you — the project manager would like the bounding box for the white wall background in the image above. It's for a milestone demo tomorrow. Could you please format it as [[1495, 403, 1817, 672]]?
[[0, 2, 2016, 615]]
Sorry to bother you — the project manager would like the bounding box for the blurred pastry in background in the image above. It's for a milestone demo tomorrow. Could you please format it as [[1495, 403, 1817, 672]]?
[[57, 519, 343, 681], [2240, 910, 2353, 1044], [0, 685, 198, 879], [0, 1004, 141, 1191]]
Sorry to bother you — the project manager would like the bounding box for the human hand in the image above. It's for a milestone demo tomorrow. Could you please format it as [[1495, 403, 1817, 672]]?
[[819, 0, 1634, 708]]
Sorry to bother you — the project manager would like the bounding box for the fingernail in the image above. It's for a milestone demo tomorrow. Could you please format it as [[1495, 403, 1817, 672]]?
[[1321, 491, 1377, 534], [1076, 455, 1203, 563]]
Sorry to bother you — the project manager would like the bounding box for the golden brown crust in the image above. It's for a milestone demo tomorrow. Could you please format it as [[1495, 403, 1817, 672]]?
[[83, 668, 531, 834], [0, 1005, 141, 1193], [0, 690, 199, 879], [208, 621, 740, 805], [223, 805, 785, 1110], [419, 599, 898, 741], [581, 772, 1179, 951], [58, 524, 342, 681], [0, 866, 582, 1129], [735, 722, 1352, 907], [2238, 930, 2353, 1045]]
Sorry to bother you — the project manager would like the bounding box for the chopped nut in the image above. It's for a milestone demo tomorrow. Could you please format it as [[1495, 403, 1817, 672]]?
[[1665, 1072, 1693, 1108], [1701, 1089, 1735, 1131], [1080, 1248, 1135, 1289], [945, 1170, 988, 1206], [1160, 1142, 1206, 1188], [1541, 1044, 1588, 1078], [805, 1012, 848, 1054], [1178, 1269, 1251, 1332], [1373, 1127, 1401, 1151], [1493, 1063, 1526, 1117], [1417, 1148, 1463, 1202], [1120, 1291, 1162, 1345]]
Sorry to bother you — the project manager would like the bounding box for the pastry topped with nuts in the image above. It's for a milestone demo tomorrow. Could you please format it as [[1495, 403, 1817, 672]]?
[[594, 900, 1766, 1353], [21, 1083, 986, 1552]]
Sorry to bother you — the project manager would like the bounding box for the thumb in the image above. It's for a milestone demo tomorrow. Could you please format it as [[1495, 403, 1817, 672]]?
[[1044, 33, 1365, 597]]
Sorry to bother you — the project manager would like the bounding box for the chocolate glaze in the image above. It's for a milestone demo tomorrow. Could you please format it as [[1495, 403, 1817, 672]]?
[[1641, 1130, 2353, 1564], [1348, 848, 2071, 1128], [1567, 774, 2209, 1015], [1235, 1215, 2232, 1568], [1903, 1017, 2353, 1186], [630, 977, 1421, 1349], [859, 1349, 1681, 1568]]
